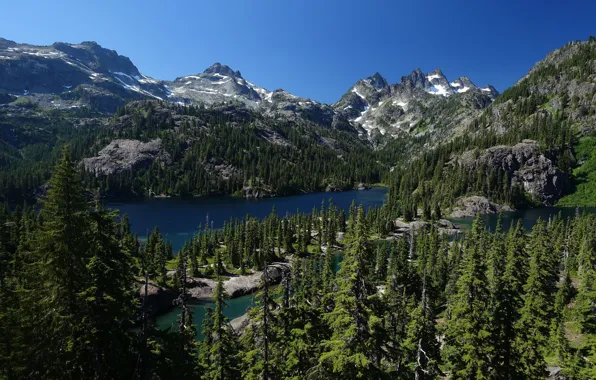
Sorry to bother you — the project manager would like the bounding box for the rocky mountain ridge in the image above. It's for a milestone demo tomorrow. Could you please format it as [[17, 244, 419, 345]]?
[[333, 67, 499, 138], [0, 37, 498, 138]]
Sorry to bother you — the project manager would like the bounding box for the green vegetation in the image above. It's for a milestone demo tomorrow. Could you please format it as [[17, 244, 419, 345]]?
[[558, 136, 596, 206], [0, 101, 386, 204]]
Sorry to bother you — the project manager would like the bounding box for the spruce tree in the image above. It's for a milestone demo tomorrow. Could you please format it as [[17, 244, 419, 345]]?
[[77, 201, 137, 379], [514, 221, 553, 380]]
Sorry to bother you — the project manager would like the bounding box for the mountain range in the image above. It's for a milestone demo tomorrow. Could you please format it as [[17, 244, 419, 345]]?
[[0, 37, 498, 139], [1, 36, 595, 207]]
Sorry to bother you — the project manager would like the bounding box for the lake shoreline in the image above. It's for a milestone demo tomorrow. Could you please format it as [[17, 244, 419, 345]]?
[[103, 183, 386, 203]]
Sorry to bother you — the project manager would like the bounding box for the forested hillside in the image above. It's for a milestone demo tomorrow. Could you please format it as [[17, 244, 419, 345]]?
[[387, 38, 596, 215], [0, 100, 385, 203]]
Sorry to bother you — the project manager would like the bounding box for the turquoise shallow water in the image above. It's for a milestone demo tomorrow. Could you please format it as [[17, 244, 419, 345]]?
[[157, 253, 345, 340]]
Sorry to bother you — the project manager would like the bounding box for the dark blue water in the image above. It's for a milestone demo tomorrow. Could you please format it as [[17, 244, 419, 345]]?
[[450, 206, 596, 232], [107, 188, 388, 251]]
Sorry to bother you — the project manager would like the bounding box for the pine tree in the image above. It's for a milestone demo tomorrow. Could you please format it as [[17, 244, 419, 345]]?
[[575, 268, 596, 333], [514, 221, 553, 380], [241, 262, 279, 380], [77, 201, 137, 379], [401, 273, 441, 379], [155, 239, 168, 286], [443, 217, 493, 379], [494, 220, 527, 378]]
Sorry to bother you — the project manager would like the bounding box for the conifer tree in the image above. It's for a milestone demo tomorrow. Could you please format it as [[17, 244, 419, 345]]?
[[443, 217, 493, 379], [514, 220, 554, 380], [494, 220, 527, 378], [204, 274, 240, 379], [318, 205, 387, 378], [78, 201, 137, 379], [575, 268, 596, 333], [24, 147, 92, 378], [401, 273, 441, 379]]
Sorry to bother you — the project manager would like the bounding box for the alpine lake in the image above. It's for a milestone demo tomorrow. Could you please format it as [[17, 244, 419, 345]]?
[[107, 188, 595, 339]]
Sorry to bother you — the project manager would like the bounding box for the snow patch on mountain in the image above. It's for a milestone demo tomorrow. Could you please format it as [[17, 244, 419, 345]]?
[[351, 88, 367, 102]]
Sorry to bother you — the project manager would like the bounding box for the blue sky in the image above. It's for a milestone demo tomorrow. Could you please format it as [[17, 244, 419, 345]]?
[[1, 0, 595, 103]]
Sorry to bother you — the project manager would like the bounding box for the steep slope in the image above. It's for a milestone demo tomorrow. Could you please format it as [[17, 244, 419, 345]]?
[[385, 37, 596, 214], [0, 98, 383, 202], [83, 100, 381, 198], [0, 38, 168, 112], [167, 63, 344, 129], [334, 68, 498, 138]]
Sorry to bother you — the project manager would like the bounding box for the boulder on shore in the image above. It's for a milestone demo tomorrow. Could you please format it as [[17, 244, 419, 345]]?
[[188, 262, 290, 301], [448, 195, 513, 218], [230, 313, 251, 335], [137, 281, 177, 317], [392, 218, 460, 236]]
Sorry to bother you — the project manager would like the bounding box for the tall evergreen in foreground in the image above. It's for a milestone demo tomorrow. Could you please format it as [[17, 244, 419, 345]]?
[[443, 217, 493, 379], [202, 251, 240, 380], [24, 148, 92, 378], [318, 205, 387, 379]]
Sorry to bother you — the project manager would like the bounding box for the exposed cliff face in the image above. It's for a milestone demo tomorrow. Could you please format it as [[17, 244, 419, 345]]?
[[455, 140, 571, 205], [83, 138, 171, 176]]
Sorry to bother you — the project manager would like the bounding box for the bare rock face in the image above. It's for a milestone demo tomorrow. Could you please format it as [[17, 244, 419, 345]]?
[[449, 196, 514, 218], [83, 138, 170, 176], [457, 140, 570, 205]]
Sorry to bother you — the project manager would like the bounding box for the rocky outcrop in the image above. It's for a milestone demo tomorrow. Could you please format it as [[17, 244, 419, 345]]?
[[83, 138, 171, 176], [456, 140, 570, 205], [391, 218, 461, 236], [239, 181, 276, 198], [138, 281, 177, 317], [188, 262, 290, 301], [230, 313, 251, 335], [546, 367, 569, 380], [448, 196, 514, 218]]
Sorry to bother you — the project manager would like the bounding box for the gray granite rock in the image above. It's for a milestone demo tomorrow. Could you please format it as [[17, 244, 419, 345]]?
[[449, 196, 514, 218], [83, 139, 171, 176], [456, 140, 570, 205]]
